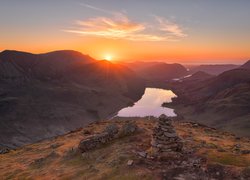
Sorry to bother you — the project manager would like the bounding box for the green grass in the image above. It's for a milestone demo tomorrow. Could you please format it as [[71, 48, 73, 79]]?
[[208, 152, 250, 167]]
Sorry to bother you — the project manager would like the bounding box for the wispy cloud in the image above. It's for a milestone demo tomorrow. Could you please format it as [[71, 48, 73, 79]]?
[[64, 4, 187, 41], [154, 16, 187, 38], [80, 3, 114, 15]]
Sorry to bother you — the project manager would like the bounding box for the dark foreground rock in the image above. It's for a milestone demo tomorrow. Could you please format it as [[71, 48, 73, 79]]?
[[119, 122, 138, 137], [0, 118, 249, 179], [0, 148, 10, 154], [78, 124, 119, 153], [79, 122, 138, 153]]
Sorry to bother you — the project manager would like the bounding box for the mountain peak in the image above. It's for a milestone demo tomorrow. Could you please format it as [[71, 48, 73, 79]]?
[[41, 50, 87, 56], [240, 60, 250, 69], [0, 49, 34, 56], [0, 49, 96, 63]]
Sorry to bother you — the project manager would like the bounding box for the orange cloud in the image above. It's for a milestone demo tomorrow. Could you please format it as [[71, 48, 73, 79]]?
[[64, 12, 187, 42]]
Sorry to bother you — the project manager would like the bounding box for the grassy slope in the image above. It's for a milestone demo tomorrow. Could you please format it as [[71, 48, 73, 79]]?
[[164, 69, 250, 137], [1, 117, 250, 179], [167, 82, 250, 137]]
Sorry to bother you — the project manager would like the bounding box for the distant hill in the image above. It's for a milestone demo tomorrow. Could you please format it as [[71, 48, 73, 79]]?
[[122, 61, 164, 72], [0, 50, 145, 148], [123, 61, 188, 81], [183, 71, 214, 82], [167, 68, 250, 136], [0, 50, 95, 80], [190, 64, 239, 75], [240, 60, 250, 69]]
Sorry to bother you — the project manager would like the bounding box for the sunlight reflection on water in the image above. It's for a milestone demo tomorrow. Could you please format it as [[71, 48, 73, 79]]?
[[117, 88, 177, 117]]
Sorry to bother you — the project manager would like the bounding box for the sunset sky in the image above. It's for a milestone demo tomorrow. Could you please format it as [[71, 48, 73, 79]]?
[[0, 0, 250, 64]]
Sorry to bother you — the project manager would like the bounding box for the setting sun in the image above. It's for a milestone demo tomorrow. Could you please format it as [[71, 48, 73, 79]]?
[[104, 55, 113, 61]]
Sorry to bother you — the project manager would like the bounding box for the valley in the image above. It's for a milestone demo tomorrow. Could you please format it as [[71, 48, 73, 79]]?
[[0, 50, 250, 180], [1, 1, 250, 179]]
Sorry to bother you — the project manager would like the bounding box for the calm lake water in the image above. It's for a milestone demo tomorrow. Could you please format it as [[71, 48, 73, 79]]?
[[117, 88, 177, 117]]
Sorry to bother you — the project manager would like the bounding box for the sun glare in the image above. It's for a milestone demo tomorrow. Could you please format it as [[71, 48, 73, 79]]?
[[104, 55, 113, 61]]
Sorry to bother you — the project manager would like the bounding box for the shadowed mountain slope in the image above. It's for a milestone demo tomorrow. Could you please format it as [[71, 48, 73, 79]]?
[[240, 60, 250, 69], [189, 64, 239, 75], [184, 71, 214, 82], [123, 61, 188, 81], [166, 66, 250, 136], [0, 50, 145, 148], [0, 50, 95, 80]]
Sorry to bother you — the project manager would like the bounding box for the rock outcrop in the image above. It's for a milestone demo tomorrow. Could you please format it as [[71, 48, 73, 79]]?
[[78, 124, 119, 153], [0, 147, 10, 154], [79, 122, 138, 153], [151, 114, 183, 156], [119, 122, 138, 137]]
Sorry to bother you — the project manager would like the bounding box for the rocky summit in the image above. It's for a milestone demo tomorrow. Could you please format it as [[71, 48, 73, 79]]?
[[1, 117, 250, 179], [151, 114, 183, 156]]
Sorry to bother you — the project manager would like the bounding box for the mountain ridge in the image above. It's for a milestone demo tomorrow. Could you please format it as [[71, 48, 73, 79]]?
[[240, 60, 250, 69], [165, 64, 250, 136], [189, 64, 239, 75], [0, 50, 145, 148], [122, 61, 188, 81]]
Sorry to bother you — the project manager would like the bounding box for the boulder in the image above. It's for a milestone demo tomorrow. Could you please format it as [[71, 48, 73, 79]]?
[[78, 122, 138, 153], [0, 148, 10, 154], [104, 124, 119, 136], [78, 124, 117, 153], [119, 122, 138, 136], [127, 160, 134, 166], [241, 150, 250, 154], [138, 151, 147, 158]]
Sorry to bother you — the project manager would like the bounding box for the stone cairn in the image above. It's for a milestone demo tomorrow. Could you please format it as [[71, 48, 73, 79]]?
[[151, 114, 183, 156]]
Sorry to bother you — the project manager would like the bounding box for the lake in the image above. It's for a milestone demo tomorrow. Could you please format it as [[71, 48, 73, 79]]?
[[116, 88, 177, 117]]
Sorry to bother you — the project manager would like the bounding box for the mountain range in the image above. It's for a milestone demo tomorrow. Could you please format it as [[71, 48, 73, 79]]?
[[189, 64, 239, 75], [0, 50, 145, 148], [0, 50, 250, 179], [165, 61, 250, 136], [122, 61, 188, 81], [0, 49, 249, 148]]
